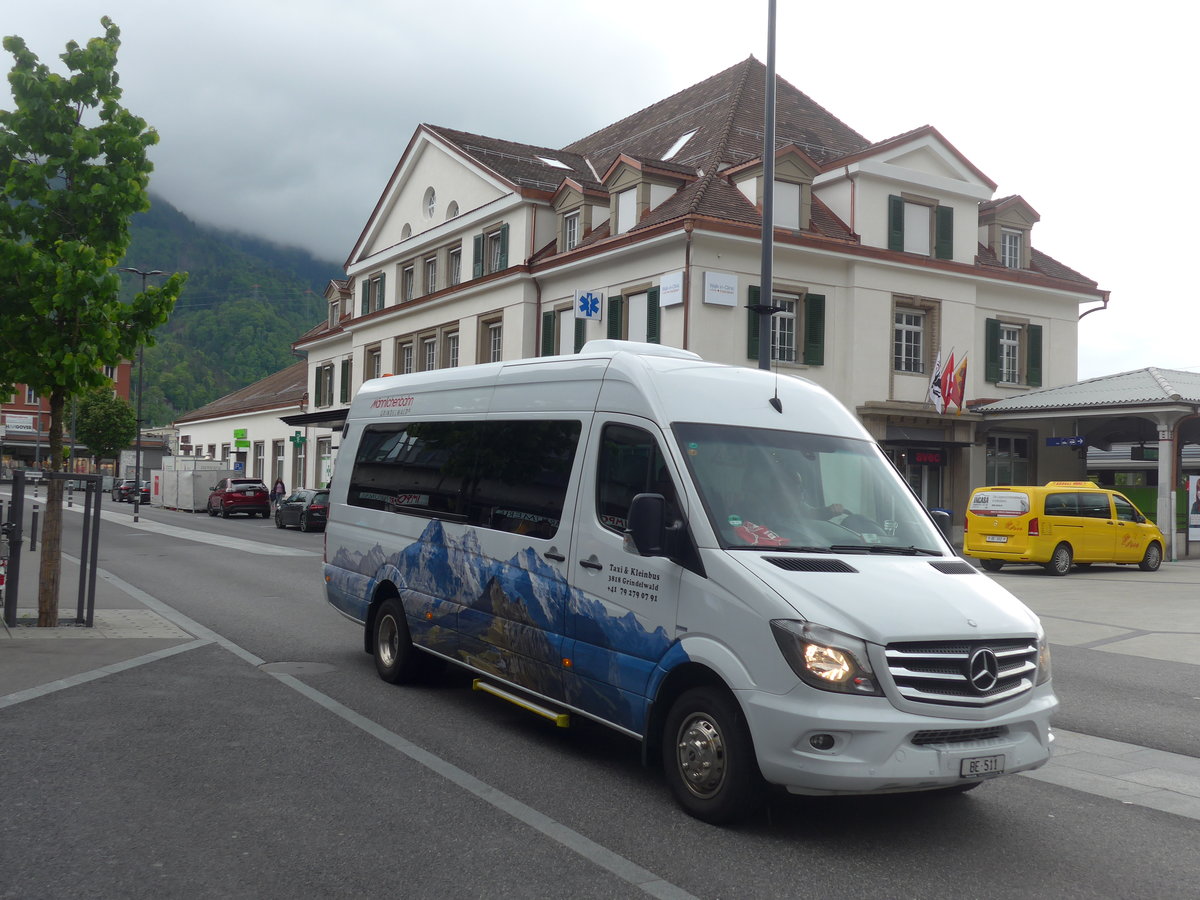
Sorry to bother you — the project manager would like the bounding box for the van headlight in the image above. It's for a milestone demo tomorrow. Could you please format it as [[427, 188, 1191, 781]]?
[[1036, 635, 1052, 685], [770, 621, 882, 696]]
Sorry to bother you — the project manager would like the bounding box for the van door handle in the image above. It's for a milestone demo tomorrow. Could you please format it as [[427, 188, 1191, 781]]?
[[579, 557, 604, 571], [543, 550, 566, 562]]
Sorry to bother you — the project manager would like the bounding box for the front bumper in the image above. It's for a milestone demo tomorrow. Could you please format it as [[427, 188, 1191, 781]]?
[[739, 683, 1057, 795]]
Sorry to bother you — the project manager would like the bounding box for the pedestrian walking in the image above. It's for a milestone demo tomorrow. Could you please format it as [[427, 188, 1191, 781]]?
[[272, 478, 286, 508]]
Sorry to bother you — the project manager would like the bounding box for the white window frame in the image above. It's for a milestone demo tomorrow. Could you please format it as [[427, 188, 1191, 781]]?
[[445, 332, 459, 368], [425, 256, 437, 294], [402, 265, 414, 302], [487, 321, 502, 362], [894, 309, 925, 373], [448, 247, 462, 286], [487, 230, 504, 273], [903, 202, 932, 256], [999, 324, 1021, 384], [422, 336, 437, 371], [1001, 229, 1022, 269], [398, 341, 414, 375], [564, 211, 580, 250], [770, 293, 798, 363]]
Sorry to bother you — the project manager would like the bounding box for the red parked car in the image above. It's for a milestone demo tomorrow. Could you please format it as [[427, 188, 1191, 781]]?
[[207, 478, 271, 519]]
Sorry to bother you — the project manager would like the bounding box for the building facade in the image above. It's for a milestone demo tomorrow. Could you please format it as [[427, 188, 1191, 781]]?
[[282, 58, 1104, 532]]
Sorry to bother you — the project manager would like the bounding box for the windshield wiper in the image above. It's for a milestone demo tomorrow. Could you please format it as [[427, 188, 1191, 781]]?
[[733, 545, 839, 554], [829, 544, 943, 557]]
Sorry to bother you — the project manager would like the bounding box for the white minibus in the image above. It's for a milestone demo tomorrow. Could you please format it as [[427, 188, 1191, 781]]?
[[324, 341, 1056, 823]]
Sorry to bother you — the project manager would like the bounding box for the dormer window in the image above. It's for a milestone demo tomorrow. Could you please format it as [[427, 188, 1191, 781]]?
[[665, 129, 697, 160], [328, 300, 339, 328], [616, 188, 637, 235], [1001, 229, 1022, 268], [564, 211, 580, 250]]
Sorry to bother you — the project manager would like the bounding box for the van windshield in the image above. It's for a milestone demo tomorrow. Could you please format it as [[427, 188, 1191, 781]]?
[[673, 422, 946, 553]]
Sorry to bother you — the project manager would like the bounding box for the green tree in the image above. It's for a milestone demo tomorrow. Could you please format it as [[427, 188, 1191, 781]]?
[[0, 18, 186, 626], [75, 388, 137, 465]]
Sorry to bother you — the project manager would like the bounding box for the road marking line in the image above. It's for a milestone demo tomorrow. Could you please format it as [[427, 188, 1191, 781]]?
[[86, 568, 701, 900]]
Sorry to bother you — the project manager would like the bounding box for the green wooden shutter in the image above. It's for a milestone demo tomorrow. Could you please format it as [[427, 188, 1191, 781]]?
[[646, 287, 660, 344], [376, 273, 386, 310], [497, 223, 509, 270], [541, 310, 555, 356], [984, 318, 1001, 383], [1026, 324, 1043, 387], [339, 359, 350, 403], [888, 195, 905, 251], [360, 280, 369, 316], [935, 206, 954, 259], [803, 294, 826, 365], [607, 295, 624, 339], [746, 285, 760, 360], [472, 234, 484, 278], [573, 318, 586, 353]]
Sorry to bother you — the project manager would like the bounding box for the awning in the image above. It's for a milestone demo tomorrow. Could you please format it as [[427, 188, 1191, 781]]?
[[280, 408, 348, 430]]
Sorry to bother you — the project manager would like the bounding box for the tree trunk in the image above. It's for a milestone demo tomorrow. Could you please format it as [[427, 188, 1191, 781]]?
[[36, 389, 66, 627]]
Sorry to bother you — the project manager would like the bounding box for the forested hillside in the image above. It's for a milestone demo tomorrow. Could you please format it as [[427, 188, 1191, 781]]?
[[119, 195, 341, 426]]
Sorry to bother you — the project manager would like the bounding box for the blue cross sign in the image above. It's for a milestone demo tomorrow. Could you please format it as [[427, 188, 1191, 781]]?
[[575, 289, 605, 320]]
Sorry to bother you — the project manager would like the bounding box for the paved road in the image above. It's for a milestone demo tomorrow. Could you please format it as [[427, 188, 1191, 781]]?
[[2, 495, 1198, 898]]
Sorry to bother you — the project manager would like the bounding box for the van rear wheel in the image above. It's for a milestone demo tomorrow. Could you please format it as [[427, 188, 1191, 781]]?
[[1045, 543, 1072, 576], [1139, 542, 1163, 572], [980, 559, 1004, 572], [373, 597, 420, 684], [662, 686, 762, 824]]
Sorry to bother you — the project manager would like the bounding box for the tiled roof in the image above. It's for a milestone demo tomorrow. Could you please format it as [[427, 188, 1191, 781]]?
[[428, 126, 594, 193], [976, 243, 1098, 287], [979, 368, 1200, 413], [563, 57, 869, 176], [175, 361, 308, 425]]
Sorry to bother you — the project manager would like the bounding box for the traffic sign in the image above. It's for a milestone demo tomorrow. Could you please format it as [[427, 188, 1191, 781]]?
[[1045, 436, 1085, 447]]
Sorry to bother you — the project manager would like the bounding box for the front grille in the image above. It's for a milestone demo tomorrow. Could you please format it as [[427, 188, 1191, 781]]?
[[764, 557, 858, 573], [911, 726, 1005, 746], [884, 639, 1038, 707]]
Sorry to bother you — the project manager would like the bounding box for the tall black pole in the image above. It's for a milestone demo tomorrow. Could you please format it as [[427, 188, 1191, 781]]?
[[118, 267, 165, 523], [758, 0, 778, 370]]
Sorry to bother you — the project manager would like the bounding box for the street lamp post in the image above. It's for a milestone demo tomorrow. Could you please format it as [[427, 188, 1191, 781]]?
[[118, 267, 165, 523]]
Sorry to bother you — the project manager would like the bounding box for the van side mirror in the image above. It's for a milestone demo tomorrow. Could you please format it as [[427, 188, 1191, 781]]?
[[930, 508, 951, 538], [625, 492, 666, 556]]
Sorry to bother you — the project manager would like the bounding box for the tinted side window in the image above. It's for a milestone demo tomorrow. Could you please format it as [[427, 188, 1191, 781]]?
[[348, 419, 581, 538], [349, 421, 478, 520], [1044, 493, 1077, 516], [596, 423, 678, 534], [1077, 492, 1113, 519], [469, 420, 581, 538]]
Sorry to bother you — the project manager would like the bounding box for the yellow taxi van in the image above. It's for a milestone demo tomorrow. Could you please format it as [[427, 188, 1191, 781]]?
[[963, 482, 1165, 575]]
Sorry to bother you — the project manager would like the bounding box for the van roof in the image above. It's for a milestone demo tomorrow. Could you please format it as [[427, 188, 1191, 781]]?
[[349, 340, 871, 440]]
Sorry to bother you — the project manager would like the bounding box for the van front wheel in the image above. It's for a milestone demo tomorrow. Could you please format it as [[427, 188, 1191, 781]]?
[[1045, 543, 1073, 576], [1139, 542, 1163, 572], [373, 598, 419, 684], [663, 686, 762, 824]]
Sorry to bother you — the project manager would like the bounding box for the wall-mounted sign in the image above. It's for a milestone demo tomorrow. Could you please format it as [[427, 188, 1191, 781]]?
[[910, 448, 946, 466], [574, 289, 605, 320], [660, 271, 684, 307], [703, 271, 738, 307], [1046, 436, 1085, 447], [4, 415, 35, 433]]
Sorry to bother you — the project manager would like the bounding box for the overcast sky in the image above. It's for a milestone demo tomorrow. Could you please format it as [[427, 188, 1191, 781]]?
[[5, 1, 1195, 380]]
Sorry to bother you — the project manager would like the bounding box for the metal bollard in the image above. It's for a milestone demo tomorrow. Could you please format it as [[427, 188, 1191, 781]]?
[[30, 504, 38, 552]]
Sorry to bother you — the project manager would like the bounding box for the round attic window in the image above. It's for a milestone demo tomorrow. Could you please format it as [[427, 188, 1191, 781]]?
[[445, 200, 459, 220], [423, 186, 436, 219], [401, 223, 412, 240]]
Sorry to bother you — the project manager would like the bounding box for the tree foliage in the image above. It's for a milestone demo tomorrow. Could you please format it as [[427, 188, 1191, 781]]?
[[74, 388, 136, 462], [0, 17, 186, 625]]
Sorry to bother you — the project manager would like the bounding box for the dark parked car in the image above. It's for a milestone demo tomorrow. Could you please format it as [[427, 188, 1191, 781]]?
[[274, 489, 329, 532], [207, 478, 271, 518], [113, 478, 139, 502], [138, 481, 151, 504]]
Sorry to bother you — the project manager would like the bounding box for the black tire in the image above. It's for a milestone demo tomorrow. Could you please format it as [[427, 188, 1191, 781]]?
[[1139, 542, 1163, 572], [262, 510, 271, 519], [1045, 543, 1072, 576], [980, 559, 1004, 572], [207, 503, 217, 517], [373, 597, 420, 684], [274, 511, 285, 529], [662, 686, 763, 824], [220, 506, 230, 519], [299, 512, 310, 533]]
